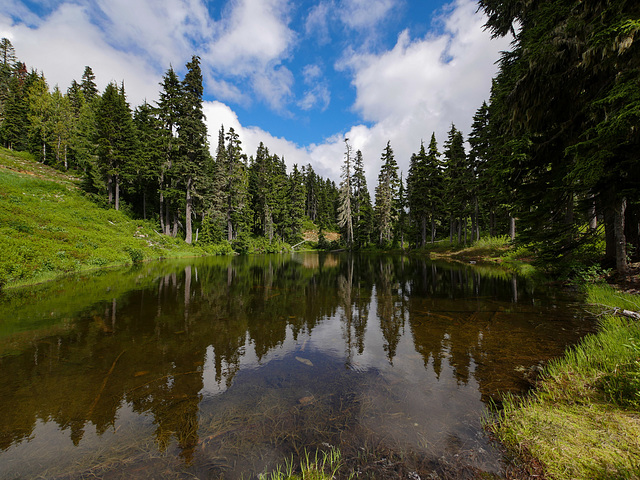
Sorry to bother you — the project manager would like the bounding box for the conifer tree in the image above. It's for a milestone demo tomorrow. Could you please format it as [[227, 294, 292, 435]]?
[[285, 164, 306, 244], [157, 66, 183, 235], [442, 125, 468, 243], [132, 101, 163, 219], [352, 149, 373, 248], [81, 66, 99, 104], [337, 138, 354, 247], [95, 81, 136, 210], [176, 55, 208, 244], [49, 85, 73, 170], [27, 75, 51, 163], [0, 63, 31, 150], [223, 127, 249, 241], [374, 141, 400, 246]]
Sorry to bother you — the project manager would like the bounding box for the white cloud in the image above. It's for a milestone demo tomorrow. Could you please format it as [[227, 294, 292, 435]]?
[[0, 4, 161, 105], [304, 1, 331, 45], [332, 0, 511, 188], [92, 0, 212, 68], [206, 0, 510, 193], [3, 0, 510, 201], [339, 0, 397, 31], [298, 64, 330, 111], [202, 0, 296, 109]]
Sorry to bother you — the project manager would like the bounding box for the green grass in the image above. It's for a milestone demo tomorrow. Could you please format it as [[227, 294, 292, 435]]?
[[259, 447, 347, 480], [0, 147, 229, 289], [490, 284, 640, 479]]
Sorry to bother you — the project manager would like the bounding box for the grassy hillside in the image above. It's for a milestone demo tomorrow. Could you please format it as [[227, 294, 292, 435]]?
[[0, 148, 226, 289]]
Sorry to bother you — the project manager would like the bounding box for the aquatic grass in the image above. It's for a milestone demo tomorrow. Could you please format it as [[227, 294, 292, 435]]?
[[260, 447, 346, 480], [490, 283, 640, 479]]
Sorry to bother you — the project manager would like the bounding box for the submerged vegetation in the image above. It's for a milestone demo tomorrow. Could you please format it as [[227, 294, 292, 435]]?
[[490, 284, 640, 479]]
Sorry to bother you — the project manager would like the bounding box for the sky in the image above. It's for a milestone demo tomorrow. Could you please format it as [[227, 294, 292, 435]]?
[[1, 0, 511, 188]]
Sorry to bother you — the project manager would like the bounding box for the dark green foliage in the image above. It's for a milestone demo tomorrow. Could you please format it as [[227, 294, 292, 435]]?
[[176, 55, 209, 244], [479, 0, 640, 273], [95, 82, 137, 211], [374, 141, 399, 246]]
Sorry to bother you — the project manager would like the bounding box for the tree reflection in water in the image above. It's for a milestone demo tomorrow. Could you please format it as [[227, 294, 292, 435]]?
[[0, 254, 595, 478]]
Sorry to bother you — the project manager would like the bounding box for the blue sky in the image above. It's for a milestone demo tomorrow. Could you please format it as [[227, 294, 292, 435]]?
[[2, 0, 511, 186]]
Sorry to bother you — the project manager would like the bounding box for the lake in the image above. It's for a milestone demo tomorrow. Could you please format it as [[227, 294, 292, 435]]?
[[0, 253, 595, 479]]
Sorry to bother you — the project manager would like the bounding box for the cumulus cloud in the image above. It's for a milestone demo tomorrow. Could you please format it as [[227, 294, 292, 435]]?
[[339, 0, 397, 31], [332, 0, 511, 187], [201, 0, 296, 109], [92, 0, 212, 69], [304, 1, 331, 45], [0, 4, 161, 105], [298, 64, 330, 111], [205, 0, 510, 192], [3, 0, 510, 195], [2, 0, 297, 110]]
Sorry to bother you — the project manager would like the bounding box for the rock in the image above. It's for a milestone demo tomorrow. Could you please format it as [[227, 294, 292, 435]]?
[[295, 356, 313, 367]]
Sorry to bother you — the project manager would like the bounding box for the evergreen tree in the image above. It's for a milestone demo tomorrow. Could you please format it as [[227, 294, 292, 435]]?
[[395, 173, 408, 249], [374, 141, 400, 246], [81, 66, 99, 103], [49, 85, 73, 170], [442, 124, 469, 243], [157, 66, 183, 235], [0, 38, 17, 123], [284, 164, 306, 244], [479, 0, 640, 273], [132, 101, 163, 219], [27, 74, 51, 163], [67, 81, 98, 174], [337, 138, 354, 247], [95, 81, 137, 210], [176, 55, 208, 244], [352, 149, 373, 248], [0, 63, 31, 150], [223, 127, 249, 241]]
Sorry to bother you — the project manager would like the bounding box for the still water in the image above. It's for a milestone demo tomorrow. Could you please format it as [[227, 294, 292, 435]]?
[[0, 253, 595, 479]]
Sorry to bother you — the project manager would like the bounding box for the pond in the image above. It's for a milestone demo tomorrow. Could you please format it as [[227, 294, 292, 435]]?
[[0, 253, 595, 479]]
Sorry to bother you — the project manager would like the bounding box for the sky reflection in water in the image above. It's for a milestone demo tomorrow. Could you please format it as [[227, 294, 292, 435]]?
[[0, 253, 595, 479]]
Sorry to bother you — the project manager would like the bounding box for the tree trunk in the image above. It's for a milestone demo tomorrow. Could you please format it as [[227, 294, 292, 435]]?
[[172, 211, 178, 238], [185, 176, 193, 244], [159, 174, 165, 234], [509, 215, 516, 241], [490, 209, 495, 237], [588, 195, 597, 231], [624, 202, 639, 262], [143, 191, 147, 220], [474, 196, 480, 241], [114, 174, 120, 211], [614, 196, 629, 275], [604, 202, 616, 266], [449, 218, 454, 244], [431, 215, 436, 244], [108, 175, 113, 205]]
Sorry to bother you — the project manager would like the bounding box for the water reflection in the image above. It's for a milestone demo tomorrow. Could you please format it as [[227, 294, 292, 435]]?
[[0, 254, 594, 479]]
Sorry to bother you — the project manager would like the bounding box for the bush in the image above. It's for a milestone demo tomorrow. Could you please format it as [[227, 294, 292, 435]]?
[[124, 246, 144, 264]]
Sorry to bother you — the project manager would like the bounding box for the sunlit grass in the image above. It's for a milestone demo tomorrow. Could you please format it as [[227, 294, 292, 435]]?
[[259, 447, 347, 480], [490, 284, 640, 479], [0, 148, 231, 289]]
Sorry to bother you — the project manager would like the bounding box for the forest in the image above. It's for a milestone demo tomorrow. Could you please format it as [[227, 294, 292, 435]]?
[[0, 0, 638, 275]]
